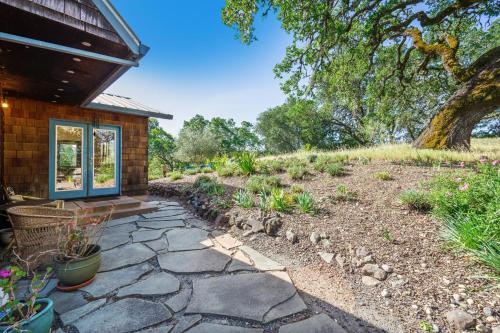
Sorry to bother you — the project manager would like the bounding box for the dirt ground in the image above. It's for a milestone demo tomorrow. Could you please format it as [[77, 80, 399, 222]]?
[[152, 161, 499, 333]]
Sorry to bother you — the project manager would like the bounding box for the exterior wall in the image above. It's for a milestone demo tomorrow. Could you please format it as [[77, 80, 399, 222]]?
[[2, 97, 148, 198]]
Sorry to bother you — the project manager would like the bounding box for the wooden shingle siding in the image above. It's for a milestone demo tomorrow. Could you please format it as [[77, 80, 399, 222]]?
[[1, 97, 149, 198]]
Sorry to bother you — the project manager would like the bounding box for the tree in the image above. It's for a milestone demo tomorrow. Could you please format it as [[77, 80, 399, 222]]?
[[222, 0, 500, 149], [148, 118, 176, 170], [174, 126, 221, 163]]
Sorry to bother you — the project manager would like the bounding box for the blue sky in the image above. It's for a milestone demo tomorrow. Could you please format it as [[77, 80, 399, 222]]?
[[107, 1, 290, 135]]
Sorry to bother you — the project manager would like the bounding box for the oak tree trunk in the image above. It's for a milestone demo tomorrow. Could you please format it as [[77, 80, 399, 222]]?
[[414, 51, 500, 150]]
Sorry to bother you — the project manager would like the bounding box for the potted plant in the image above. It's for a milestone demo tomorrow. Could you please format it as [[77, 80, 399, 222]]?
[[53, 208, 113, 288], [0, 266, 54, 333]]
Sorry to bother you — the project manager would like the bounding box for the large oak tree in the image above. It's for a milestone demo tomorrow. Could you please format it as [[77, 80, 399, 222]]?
[[223, 0, 499, 149]]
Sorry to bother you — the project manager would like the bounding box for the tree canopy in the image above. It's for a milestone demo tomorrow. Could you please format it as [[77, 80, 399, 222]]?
[[222, 0, 500, 149]]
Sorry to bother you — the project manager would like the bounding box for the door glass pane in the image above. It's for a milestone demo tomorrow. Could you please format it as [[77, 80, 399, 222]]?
[[56, 125, 83, 191], [93, 128, 116, 188]]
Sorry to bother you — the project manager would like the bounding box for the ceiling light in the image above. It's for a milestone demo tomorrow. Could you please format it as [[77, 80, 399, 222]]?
[[72, 57, 82, 62], [51, 100, 57, 103], [1, 101, 7, 108], [61, 80, 69, 84], [66, 70, 75, 74], [54, 94, 60, 98], [0, 86, 7, 108], [81, 42, 92, 47], [57, 88, 64, 91]]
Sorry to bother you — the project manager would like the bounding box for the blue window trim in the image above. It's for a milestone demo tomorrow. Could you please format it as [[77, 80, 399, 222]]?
[[48, 119, 122, 200]]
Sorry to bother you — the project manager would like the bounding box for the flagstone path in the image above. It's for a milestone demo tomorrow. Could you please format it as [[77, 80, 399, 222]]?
[[52, 200, 347, 333]]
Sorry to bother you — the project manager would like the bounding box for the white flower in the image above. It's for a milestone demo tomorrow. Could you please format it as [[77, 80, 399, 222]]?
[[0, 287, 9, 307]]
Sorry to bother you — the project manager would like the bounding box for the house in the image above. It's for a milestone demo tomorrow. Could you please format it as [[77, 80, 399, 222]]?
[[0, 0, 172, 201]]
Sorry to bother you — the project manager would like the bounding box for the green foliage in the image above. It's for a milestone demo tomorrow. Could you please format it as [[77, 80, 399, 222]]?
[[184, 168, 200, 175], [334, 185, 357, 202], [399, 190, 432, 211], [325, 163, 344, 177], [258, 191, 270, 212], [201, 167, 214, 174], [428, 163, 500, 273], [212, 197, 233, 209], [233, 189, 254, 208], [148, 157, 164, 180], [287, 163, 308, 180], [174, 126, 221, 163], [382, 229, 392, 242], [236, 152, 257, 175], [295, 192, 316, 215], [245, 175, 282, 194], [149, 118, 177, 170], [193, 176, 225, 196], [374, 171, 393, 181], [306, 154, 318, 163], [168, 171, 183, 181], [358, 156, 371, 165], [217, 164, 237, 177], [290, 184, 304, 193], [419, 321, 433, 332], [269, 188, 294, 213], [258, 159, 286, 174], [313, 155, 333, 172]]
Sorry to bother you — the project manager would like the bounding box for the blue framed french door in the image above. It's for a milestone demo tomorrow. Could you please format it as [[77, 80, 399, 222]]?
[[49, 119, 121, 200]]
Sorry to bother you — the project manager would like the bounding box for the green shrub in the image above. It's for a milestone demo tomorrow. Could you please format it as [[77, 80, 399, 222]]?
[[374, 171, 393, 180], [358, 156, 371, 165], [201, 167, 214, 173], [245, 175, 282, 193], [313, 155, 333, 172], [334, 185, 357, 201], [284, 158, 307, 168], [325, 163, 344, 177], [258, 159, 286, 174], [269, 188, 294, 213], [212, 197, 232, 209], [399, 189, 432, 211], [334, 154, 349, 163], [258, 191, 270, 212], [295, 192, 316, 215], [233, 189, 254, 208], [287, 164, 308, 180], [184, 168, 200, 175], [236, 152, 257, 176], [168, 171, 183, 181], [193, 176, 225, 196], [428, 163, 500, 273], [217, 164, 237, 177], [290, 184, 304, 193], [306, 154, 318, 163]]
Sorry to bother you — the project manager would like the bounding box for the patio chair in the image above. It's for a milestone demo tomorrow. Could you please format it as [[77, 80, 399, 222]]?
[[7, 206, 75, 267]]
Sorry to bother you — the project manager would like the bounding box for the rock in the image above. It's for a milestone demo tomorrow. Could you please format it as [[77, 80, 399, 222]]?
[[362, 276, 381, 287], [240, 246, 285, 271], [165, 288, 192, 313], [186, 323, 263, 333], [279, 314, 347, 333], [100, 244, 156, 272], [381, 264, 393, 273], [361, 255, 374, 264], [158, 247, 232, 273], [246, 218, 264, 233], [286, 230, 298, 243], [453, 293, 463, 303], [483, 307, 493, 317], [432, 324, 440, 332], [321, 239, 332, 248], [99, 231, 131, 251], [486, 316, 496, 323], [361, 264, 387, 281], [213, 233, 242, 249], [381, 289, 390, 298], [335, 254, 345, 267], [137, 219, 185, 229], [132, 228, 169, 243], [356, 246, 370, 258], [319, 252, 334, 264], [107, 215, 140, 228], [60, 299, 106, 326], [310, 232, 321, 244], [243, 230, 254, 237], [166, 228, 213, 251], [445, 309, 476, 331], [185, 271, 298, 322], [476, 324, 492, 333], [73, 299, 171, 333], [49, 291, 88, 314], [117, 272, 180, 297], [227, 250, 256, 272], [467, 298, 474, 306], [262, 217, 282, 236], [171, 314, 202, 333], [492, 326, 500, 333], [319, 232, 329, 239], [263, 293, 307, 323]]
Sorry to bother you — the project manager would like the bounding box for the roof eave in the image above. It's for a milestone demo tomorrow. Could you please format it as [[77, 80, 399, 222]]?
[[85, 102, 173, 120]]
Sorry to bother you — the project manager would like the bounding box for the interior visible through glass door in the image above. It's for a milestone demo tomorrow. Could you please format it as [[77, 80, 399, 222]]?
[[55, 125, 83, 191], [92, 128, 117, 189]]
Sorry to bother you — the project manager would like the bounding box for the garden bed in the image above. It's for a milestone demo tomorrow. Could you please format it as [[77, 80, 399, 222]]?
[[149, 160, 498, 333]]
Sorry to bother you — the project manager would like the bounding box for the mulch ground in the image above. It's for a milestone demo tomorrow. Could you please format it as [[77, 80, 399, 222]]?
[[151, 161, 498, 333]]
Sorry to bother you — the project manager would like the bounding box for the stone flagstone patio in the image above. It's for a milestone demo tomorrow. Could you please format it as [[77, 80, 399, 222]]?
[[51, 200, 347, 333]]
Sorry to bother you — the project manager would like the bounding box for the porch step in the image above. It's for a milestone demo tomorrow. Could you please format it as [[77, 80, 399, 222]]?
[[67, 196, 157, 220]]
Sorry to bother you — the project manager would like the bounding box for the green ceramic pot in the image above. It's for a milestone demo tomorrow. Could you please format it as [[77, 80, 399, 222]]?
[[54, 245, 101, 287], [0, 298, 54, 333]]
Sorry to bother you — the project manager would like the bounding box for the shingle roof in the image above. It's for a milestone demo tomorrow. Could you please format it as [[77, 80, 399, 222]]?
[[86, 93, 173, 119]]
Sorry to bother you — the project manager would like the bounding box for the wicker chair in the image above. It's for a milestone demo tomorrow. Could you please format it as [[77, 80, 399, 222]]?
[[7, 206, 75, 266]]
